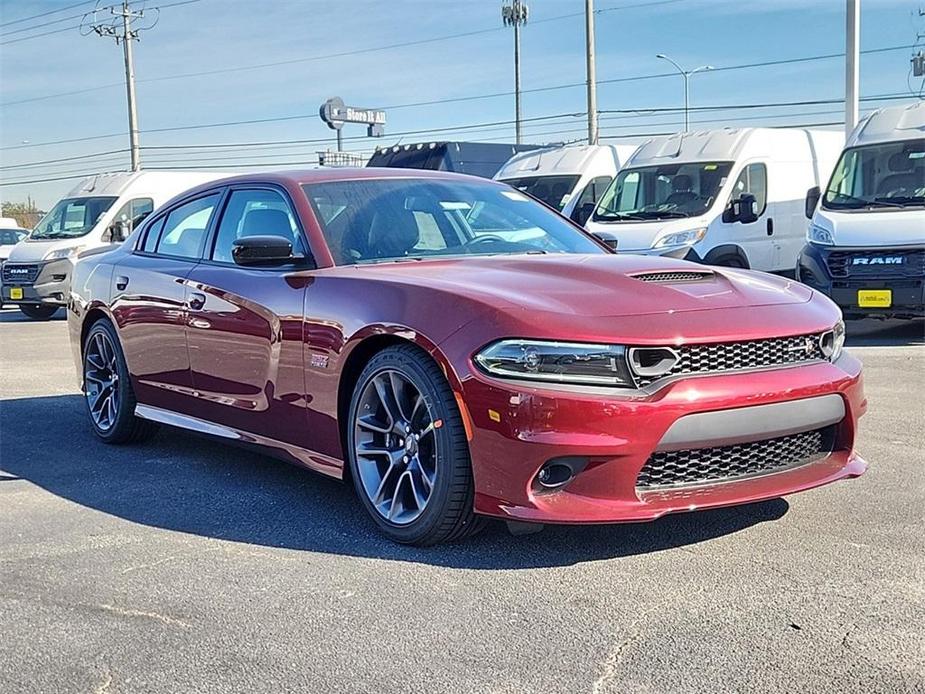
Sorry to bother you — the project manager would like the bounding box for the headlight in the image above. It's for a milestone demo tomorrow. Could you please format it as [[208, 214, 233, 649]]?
[[652, 227, 707, 249], [808, 223, 834, 245], [44, 246, 83, 261], [819, 320, 846, 361], [474, 339, 635, 387]]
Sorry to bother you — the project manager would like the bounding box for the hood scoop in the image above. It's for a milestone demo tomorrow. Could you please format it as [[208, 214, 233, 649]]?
[[631, 270, 715, 283]]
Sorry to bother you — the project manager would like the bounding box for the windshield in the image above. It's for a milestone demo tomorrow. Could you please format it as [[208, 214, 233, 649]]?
[[29, 196, 118, 240], [303, 178, 607, 265], [0, 229, 26, 245], [823, 138, 925, 210], [500, 175, 582, 211], [593, 161, 733, 221]]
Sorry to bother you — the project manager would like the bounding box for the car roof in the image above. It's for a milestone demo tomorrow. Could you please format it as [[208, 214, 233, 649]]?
[[181, 166, 499, 196]]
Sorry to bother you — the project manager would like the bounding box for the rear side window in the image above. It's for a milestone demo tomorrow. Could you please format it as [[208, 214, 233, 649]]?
[[141, 217, 166, 253], [155, 194, 221, 259], [730, 163, 768, 216]]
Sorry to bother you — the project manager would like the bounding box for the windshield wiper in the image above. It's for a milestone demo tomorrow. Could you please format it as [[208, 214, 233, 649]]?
[[594, 210, 647, 220], [831, 193, 904, 209], [874, 196, 925, 208]]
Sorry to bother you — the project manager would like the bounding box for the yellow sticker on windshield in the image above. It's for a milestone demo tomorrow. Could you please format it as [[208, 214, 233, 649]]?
[[703, 164, 718, 170]]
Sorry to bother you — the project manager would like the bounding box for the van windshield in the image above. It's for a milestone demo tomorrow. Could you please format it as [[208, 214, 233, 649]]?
[[501, 175, 581, 210], [30, 196, 118, 240], [823, 139, 925, 210], [593, 161, 733, 221]]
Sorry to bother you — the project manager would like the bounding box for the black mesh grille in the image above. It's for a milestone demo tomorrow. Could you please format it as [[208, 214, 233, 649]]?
[[637, 427, 833, 489], [826, 249, 925, 278], [1, 263, 41, 285], [632, 271, 714, 283], [632, 333, 827, 388]]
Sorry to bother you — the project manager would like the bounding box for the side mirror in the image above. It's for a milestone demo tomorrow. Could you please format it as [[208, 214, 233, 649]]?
[[104, 220, 128, 243], [574, 201, 596, 226], [723, 193, 758, 224], [591, 230, 619, 251], [232, 235, 295, 267], [805, 186, 821, 219]]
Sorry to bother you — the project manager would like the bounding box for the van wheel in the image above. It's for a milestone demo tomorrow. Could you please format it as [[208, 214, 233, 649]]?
[[19, 304, 58, 320], [83, 319, 159, 444], [714, 256, 746, 269], [347, 344, 483, 545]]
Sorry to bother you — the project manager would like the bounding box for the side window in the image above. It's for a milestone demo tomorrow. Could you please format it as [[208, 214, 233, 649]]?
[[210, 189, 305, 264], [570, 176, 614, 222], [141, 217, 166, 253], [108, 197, 154, 241], [730, 163, 768, 215], [155, 194, 221, 259]]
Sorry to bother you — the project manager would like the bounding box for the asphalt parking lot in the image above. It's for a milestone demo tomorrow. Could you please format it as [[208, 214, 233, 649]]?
[[1, 307, 923, 693]]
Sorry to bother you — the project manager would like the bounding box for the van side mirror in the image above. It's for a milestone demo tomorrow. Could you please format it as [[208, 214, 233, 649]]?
[[591, 230, 619, 251], [104, 220, 128, 243], [805, 186, 821, 219], [723, 193, 758, 224], [232, 235, 295, 267], [574, 201, 596, 226]]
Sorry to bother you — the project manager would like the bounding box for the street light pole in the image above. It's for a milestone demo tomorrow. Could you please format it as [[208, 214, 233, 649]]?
[[502, 0, 529, 144], [656, 54, 713, 132]]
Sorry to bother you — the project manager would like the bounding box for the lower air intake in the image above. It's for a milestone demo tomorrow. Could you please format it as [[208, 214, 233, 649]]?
[[636, 427, 835, 489]]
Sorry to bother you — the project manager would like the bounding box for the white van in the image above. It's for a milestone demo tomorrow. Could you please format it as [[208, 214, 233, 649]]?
[[2, 171, 229, 319], [799, 102, 924, 320], [583, 127, 843, 273], [495, 144, 637, 225]]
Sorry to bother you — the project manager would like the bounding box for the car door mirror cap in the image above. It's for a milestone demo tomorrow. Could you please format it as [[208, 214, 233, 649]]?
[[232, 235, 298, 267], [805, 186, 821, 220], [724, 193, 759, 225]]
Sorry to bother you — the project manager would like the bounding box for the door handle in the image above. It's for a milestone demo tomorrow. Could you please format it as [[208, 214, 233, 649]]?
[[115, 275, 129, 291], [766, 218, 774, 236], [188, 292, 206, 310]]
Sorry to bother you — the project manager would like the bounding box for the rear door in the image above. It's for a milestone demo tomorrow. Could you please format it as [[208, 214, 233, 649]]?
[[110, 192, 223, 413], [185, 186, 312, 446]]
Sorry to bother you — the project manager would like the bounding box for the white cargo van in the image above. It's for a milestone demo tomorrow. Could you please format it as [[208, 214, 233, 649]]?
[[799, 102, 924, 319], [2, 170, 229, 319], [495, 144, 637, 225], [584, 127, 843, 273]]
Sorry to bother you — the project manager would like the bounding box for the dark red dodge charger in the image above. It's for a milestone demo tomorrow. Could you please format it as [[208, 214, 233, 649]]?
[[68, 168, 867, 545]]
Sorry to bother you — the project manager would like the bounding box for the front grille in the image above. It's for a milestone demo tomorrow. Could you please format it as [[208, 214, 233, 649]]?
[[637, 427, 834, 489], [827, 248, 925, 278], [2, 262, 41, 285], [632, 333, 827, 388], [632, 271, 714, 283]]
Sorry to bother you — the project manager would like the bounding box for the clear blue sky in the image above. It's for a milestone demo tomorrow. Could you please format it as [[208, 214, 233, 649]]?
[[0, 0, 921, 208]]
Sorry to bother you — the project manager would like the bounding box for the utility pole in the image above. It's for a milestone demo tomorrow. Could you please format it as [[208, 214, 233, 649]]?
[[585, 0, 598, 144], [656, 54, 713, 132], [86, 1, 153, 172], [845, 0, 860, 136], [502, 0, 529, 144]]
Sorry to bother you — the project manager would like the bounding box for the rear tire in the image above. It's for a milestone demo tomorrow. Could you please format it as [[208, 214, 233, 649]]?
[[713, 256, 746, 269], [20, 304, 58, 320], [83, 319, 159, 444], [346, 344, 482, 545]]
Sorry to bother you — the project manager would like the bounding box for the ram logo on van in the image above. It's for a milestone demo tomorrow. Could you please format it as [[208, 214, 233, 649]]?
[[851, 256, 903, 266]]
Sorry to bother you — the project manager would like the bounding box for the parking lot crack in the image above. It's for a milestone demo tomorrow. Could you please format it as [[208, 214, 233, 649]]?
[[591, 619, 645, 694], [97, 603, 190, 629], [92, 668, 112, 694]]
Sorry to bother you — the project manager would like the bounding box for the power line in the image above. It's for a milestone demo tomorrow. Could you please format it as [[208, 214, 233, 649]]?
[[0, 9, 98, 37], [0, 1, 94, 29], [0, 24, 83, 46]]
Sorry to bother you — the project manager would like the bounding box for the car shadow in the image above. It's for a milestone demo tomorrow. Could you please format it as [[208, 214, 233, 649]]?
[[0, 394, 789, 569], [0, 307, 65, 322], [845, 318, 924, 347]]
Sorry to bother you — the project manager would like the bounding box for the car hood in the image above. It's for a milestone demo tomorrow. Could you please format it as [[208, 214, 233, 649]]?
[[0, 245, 15, 260], [813, 207, 925, 247], [584, 217, 710, 252], [344, 254, 812, 317]]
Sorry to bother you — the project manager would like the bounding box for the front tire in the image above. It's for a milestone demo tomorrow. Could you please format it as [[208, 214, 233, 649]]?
[[347, 344, 481, 545], [83, 319, 158, 444], [20, 304, 58, 320]]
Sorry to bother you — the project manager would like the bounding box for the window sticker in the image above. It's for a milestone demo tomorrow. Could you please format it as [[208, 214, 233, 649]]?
[[439, 201, 472, 210], [501, 190, 530, 202]]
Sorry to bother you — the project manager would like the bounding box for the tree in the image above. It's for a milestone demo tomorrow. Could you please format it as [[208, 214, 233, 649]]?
[[1, 196, 44, 229]]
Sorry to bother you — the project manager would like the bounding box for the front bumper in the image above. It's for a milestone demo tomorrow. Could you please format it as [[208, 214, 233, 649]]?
[[0, 259, 71, 306], [455, 353, 866, 524], [798, 243, 925, 319]]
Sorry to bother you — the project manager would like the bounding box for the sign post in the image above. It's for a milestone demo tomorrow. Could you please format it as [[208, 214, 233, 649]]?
[[319, 96, 386, 152]]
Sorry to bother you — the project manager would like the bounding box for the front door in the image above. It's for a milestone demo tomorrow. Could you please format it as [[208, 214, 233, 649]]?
[[185, 186, 311, 446], [111, 192, 223, 412], [724, 162, 774, 270]]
